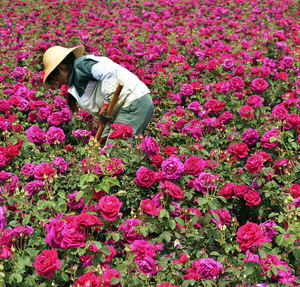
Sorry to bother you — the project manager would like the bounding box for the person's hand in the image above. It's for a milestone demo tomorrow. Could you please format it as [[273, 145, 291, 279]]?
[[100, 107, 113, 125]]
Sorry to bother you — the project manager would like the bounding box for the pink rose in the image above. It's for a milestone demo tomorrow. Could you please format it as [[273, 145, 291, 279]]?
[[230, 76, 245, 91], [286, 114, 300, 129], [244, 190, 261, 206], [245, 154, 263, 174], [34, 249, 61, 279], [184, 156, 205, 176], [98, 195, 122, 221], [129, 240, 156, 260], [46, 126, 65, 144], [246, 95, 263, 107], [236, 222, 266, 251], [135, 166, 156, 187], [239, 106, 254, 119], [141, 136, 160, 157], [251, 78, 268, 93], [228, 142, 249, 158], [161, 155, 184, 180], [219, 183, 235, 199], [141, 198, 161, 216], [45, 217, 66, 249]]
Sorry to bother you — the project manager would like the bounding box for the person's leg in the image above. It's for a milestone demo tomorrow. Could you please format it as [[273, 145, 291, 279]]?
[[105, 93, 154, 144]]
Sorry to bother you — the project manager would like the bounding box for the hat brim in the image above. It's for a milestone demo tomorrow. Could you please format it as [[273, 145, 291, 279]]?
[[43, 45, 85, 89]]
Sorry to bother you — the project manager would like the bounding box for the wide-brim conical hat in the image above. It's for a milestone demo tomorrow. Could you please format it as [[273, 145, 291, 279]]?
[[43, 45, 84, 89]]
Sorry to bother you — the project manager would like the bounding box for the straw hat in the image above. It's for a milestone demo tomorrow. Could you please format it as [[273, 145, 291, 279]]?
[[43, 45, 85, 89]]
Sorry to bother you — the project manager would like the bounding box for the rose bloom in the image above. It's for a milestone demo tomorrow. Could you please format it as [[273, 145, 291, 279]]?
[[141, 198, 161, 216], [260, 220, 277, 241], [194, 172, 215, 194], [242, 128, 259, 145], [118, 218, 143, 243], [271, 105, 287, 121], [141, 136, 160, 157], [288, 184, 300, 198], [235, 64, 245, 75], [239, 106, 254, 119], [46, 126, 65, 144], [98, 195, 122, 221], [230, 76, 244, 91], [33, 249, 61, 279], [136, 256, 157, 277], [206, 60, 218, 72], [183, 156, 205, 176], [67, 191, 84, 209], [45, 217, 66, 249], [52, 156, 68, 174], [245, 154, 263, 174], [217, 111, 233, 126], [286, 114, 300, 129], [237, 222, 266, 251], [34, 163, 56, 180], [211, 208, 231, 226], [234, 184, 251, 198], [161, 155, 184, 180], [244, 190, 261, 206], [108, 123, 134, 139], [246, 95, 263, 107], [251, 78, 268, 93], [129, 240, 156, 260], [273, 158, 292, 176], [61, 223, 86, 249], [205, 99, 225, 112], [184, 258, 222, 281], [72, 272, 100, 287], [161, 180, 184, 200], [277, 72, 288, 80], [135, 166, 156, 187], [219, 183, 235, 199], [181, 84, 194, 96], [27, 125, 45, 145], [228, 142, 249, 158]]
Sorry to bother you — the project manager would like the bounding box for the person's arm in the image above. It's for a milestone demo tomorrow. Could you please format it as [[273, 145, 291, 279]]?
[[91, 63, 119, 116]]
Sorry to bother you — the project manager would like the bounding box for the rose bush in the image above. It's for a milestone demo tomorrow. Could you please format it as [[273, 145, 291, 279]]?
[[0, 0, 300, 286]]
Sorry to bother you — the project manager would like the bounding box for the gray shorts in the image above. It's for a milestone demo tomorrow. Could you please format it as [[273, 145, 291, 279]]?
[[106, 93, 154, 143]]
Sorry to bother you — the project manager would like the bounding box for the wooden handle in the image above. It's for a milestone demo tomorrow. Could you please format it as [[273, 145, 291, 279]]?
[[95, 82, 124, 142]]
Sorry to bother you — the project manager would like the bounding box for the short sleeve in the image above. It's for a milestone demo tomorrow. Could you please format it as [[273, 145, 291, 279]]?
[[91, 63, 119, 103]]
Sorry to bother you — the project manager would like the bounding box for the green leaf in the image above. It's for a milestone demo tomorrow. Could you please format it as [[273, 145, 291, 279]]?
[[76, 191, 84, 202], [159, 209, 170, 219], [80, 174, 88, 186], [244, 262, 261, 276], [9, 274, 22, 284], [140, 226, 149, 237], [258, 249, 267, 259], [87, 174, 98, 182], [110, 276, 120, 285], [276, 264, 288, 272], [100, 246, 111, 256], [139, 274, 148, 280], [197, 198, 208, 206], [175, 217, 185, 226], [269, 136, 278, 143], [294, 248, 300, 260], [112, 233, 120, 242], [22, 214, 31, 225], [102, 180, 110, 193], [79, 147, 85, 155], [106, 177, 120, 186], [169, 219, 176, 230]]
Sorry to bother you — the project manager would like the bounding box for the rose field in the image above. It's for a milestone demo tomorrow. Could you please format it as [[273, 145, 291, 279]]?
[[2, 0, 300, 286]]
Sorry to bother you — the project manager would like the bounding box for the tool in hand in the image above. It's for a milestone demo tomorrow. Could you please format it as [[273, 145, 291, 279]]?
[[95, 82, 124, 143]]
